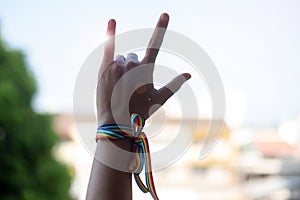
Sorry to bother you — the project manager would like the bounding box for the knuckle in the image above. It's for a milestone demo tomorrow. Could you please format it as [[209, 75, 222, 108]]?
[[110, 62, 123, 73], [126, 61, 138, 69]]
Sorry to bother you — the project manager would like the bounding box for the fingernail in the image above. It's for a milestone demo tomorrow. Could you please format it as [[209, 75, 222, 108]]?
[[108, 19, 115, 27], [183, 73, 191, 80], [160, 13, 169, 22]]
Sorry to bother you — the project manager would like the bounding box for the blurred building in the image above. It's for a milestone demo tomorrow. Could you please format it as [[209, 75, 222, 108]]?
[[52, 113, 300, 200]]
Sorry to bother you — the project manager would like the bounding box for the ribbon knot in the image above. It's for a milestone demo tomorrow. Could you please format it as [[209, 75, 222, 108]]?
[[96, 114, 159, 200]]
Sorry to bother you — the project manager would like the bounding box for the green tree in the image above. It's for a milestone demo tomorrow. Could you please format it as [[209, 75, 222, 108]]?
[[0, 36, 71, 199]]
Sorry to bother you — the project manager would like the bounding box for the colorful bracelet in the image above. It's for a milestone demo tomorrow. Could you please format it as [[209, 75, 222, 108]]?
[[96, 114, 159, 200]]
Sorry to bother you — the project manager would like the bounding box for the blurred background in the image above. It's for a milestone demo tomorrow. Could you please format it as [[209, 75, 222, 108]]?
[[1, 0, 300, 199]]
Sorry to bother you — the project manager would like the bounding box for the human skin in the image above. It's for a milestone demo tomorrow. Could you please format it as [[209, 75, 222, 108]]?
[[86, 13, 191, 200]]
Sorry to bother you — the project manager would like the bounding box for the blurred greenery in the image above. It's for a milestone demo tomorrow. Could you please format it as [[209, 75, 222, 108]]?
[[0, 36, 71, 199]]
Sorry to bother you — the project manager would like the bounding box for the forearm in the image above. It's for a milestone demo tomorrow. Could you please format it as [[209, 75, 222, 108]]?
[[86, 139, 133, 200]]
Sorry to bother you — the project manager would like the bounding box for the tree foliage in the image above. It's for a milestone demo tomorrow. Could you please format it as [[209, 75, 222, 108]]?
[[0, 36, 71, 199]]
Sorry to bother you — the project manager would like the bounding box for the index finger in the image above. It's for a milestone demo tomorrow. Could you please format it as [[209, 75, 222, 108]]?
[[102, 19, 116, 67], [142, 13, 169, 64]]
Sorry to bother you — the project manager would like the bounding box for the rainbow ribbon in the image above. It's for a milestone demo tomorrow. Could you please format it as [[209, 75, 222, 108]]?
[[96, 114, 159, 200]]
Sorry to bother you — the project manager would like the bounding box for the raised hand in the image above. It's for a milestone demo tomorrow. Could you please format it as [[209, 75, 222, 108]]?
[[97, 13, 191, 126]]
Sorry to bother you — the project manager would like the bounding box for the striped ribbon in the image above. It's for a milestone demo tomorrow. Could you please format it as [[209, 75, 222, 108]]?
[[96, 114, 159, 200]]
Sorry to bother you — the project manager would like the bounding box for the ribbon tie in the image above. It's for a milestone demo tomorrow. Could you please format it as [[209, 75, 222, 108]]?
[[96, 114, 159, 200]]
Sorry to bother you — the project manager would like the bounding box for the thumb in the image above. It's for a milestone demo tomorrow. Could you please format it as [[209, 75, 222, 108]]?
[[156, 73, 191, 105]]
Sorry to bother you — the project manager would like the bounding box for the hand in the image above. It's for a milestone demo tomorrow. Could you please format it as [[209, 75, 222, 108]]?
[[97, 13, 191, 126]]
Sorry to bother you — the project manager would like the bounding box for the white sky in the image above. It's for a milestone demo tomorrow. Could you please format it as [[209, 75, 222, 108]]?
[[1, 0, 300, 126]]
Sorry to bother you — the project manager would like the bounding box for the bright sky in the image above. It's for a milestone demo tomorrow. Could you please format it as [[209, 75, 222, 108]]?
[[1, 0, 300, 126]]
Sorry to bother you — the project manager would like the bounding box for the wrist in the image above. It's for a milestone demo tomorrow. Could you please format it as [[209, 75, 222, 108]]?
[[97, 112, 115, 126], [94, 130, 133, 171], [97, 111, 131, 127]]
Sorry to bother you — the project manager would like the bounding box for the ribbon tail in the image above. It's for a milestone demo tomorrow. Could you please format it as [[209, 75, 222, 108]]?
[[142, 134, 159, 200], [134, 174, 149, 193], [145, 171, 159, 200]]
